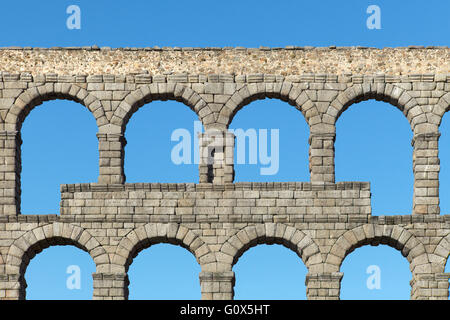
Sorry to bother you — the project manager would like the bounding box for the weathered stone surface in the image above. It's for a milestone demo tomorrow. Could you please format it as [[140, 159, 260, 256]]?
[[0, 47, 448, 75], [0, 46, 449, 300]]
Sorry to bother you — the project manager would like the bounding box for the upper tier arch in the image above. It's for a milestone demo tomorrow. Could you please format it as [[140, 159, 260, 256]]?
[[6, 84, 106, 131], [433, 232, 450, 272], [327, 83, 421, 131], [110, 84, 212, 132], [217, 82, 318, 128], [436, 92, 450, 126], [219, 223, 323, 273]]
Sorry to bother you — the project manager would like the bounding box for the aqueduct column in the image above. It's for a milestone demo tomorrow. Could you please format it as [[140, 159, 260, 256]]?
[[0, 131, 21, 215], [309, 132, 336, 184], [198, 130, 234, 184], [412, 132, 440, 214], [92, 272, 129, 300], [199, 271, 235, 300], [410, 272, 450, 300], [0, 274, 23, 300], [97, 133, 126, 185], [309, 122, 336, 184], [305, 272, 343, 300]]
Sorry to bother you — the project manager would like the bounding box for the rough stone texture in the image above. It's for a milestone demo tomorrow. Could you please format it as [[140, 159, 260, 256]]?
[[0, 46, 448, 75], [0, 47, 449, 300]]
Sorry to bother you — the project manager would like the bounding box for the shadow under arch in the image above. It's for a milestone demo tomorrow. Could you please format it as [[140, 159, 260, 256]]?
[[220, 223, 323, 272], [6, 84, 105, 131], [329, 83, 419, 131], [111, 84, 212, 132], [326, 224, 428, 275], [219, 82, 317, 129], [5, 222, 109, 300]]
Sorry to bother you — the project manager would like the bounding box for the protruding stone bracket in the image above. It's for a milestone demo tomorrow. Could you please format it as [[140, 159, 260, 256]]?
[[410, 272, 449, 300], [305, 272, 343, 300], [411, 132, 441, 147], [93, 272, 129, 300], [199, 271, 235, 300], [0, 274, 24, 300]]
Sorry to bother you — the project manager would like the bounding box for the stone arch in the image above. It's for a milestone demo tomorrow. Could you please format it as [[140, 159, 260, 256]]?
[[326, 224, 428, 274], [219, 223, 323, 273], [217, 82, 319, 129], [113, 223, 214, 273], [110, 83, 212, 132], [5, 222, 109, 299], [5, 84, 107, 131], [5, 222, 110, 276], [436, 92, 450, 126], [327, 83, 420, 131], [433, 232, 450, 273]]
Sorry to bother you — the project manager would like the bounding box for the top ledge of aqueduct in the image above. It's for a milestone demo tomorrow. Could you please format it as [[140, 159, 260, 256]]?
[[0, 46, 449, 76]]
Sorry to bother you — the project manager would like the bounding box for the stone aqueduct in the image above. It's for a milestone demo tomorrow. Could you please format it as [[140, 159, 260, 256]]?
[[0, 46, 449, 300]]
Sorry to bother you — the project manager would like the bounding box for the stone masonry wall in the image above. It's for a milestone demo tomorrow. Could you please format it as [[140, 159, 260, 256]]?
[[0, 46, 448, 75], [0, 47, 449, 299]]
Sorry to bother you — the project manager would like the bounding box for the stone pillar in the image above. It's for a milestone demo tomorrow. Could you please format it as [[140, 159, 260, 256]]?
[[410, 272, 449, 300], [0, 131, 21, 215], [199, 271, 235, 300], [97, 133, 126, 184], [309, 133, 335, 184], [198, 131, 234, 184], [198, 132, 212, 183], [412, 132, 440, 215], [305, 272, 343, 300], [92, 272, 129, 300], [0, 274, 25, 300]]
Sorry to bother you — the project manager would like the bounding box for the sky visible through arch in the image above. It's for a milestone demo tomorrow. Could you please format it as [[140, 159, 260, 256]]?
[[0, 0, 448, 300]]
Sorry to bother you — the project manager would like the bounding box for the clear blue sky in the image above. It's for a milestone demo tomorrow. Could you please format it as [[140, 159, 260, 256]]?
[[0, 0, 448, 299]]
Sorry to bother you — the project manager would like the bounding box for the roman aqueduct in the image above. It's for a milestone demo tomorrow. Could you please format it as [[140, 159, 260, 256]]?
[[0, 46, 449, 299]]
